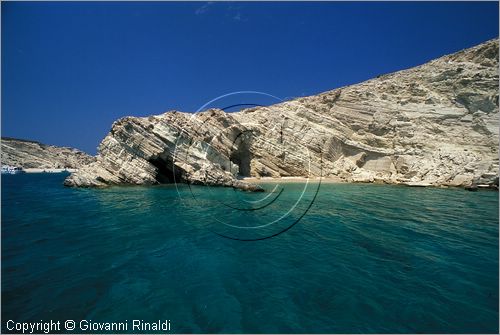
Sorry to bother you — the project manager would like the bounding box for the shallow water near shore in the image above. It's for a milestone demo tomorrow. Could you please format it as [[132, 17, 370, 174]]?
[[2, 173, 498, 333]]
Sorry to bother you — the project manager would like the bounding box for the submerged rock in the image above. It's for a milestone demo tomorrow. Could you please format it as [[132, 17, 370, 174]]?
[[66, 39, 499, 190]]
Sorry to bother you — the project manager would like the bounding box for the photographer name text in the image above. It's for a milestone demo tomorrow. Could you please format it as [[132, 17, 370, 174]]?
[[6, 319, 171, 333]]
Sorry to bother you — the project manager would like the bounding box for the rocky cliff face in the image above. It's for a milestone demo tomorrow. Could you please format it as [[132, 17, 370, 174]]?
[[65, 39, 499, 189], [1, 137, 95, 169]]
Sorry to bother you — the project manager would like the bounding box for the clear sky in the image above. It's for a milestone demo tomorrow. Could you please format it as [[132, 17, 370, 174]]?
[[2, 1, 499, 154]]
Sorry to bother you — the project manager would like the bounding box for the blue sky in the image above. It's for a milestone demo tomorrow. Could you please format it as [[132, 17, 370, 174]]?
[[2, 1, 498, 154]]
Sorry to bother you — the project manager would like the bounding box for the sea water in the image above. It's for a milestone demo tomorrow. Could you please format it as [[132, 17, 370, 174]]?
[[1, 173, 498, 333]]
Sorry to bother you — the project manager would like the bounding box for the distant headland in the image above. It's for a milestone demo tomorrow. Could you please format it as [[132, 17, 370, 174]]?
[[1, 137, 94, 172]]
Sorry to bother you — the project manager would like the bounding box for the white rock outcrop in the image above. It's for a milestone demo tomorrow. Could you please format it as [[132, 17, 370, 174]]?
[[65, 39, 499, 190]]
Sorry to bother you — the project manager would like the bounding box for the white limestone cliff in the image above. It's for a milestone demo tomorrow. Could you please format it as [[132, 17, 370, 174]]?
[[65, 39, 499, 190]]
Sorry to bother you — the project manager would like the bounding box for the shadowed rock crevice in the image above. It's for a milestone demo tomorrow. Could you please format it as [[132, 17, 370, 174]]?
[[148, 152, 183, 184], [230, 136, 252, 177]]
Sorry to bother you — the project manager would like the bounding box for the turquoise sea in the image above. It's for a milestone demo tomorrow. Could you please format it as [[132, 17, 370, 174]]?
[[2, 173, 498, 333]]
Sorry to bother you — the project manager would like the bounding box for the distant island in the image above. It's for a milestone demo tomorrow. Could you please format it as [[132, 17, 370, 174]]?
[[1, 137, 94, 172]]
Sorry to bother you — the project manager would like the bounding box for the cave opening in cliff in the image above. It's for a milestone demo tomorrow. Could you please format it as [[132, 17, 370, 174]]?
[[229, 133, 252, 177], [149, 154, 182, 184]]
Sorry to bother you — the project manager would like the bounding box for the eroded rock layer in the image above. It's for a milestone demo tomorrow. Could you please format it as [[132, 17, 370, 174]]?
[[65, 39, 499, 189]]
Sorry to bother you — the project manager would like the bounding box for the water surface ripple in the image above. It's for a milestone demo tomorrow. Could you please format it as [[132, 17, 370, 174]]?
[[2, 174, 498, 333]]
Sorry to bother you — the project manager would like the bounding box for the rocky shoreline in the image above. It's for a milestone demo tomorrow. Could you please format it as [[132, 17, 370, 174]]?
[[242, 177, 498, 191], [64, 39, 499, 191], [24, 168, 78, 173]]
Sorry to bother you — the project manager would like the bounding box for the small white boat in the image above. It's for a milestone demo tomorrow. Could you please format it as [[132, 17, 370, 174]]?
[[1, 165, 25, 174]]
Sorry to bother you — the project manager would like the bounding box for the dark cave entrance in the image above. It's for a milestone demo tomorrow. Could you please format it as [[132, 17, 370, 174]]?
[[229, 132, 252, 177], [148, 152, 183, 184]]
